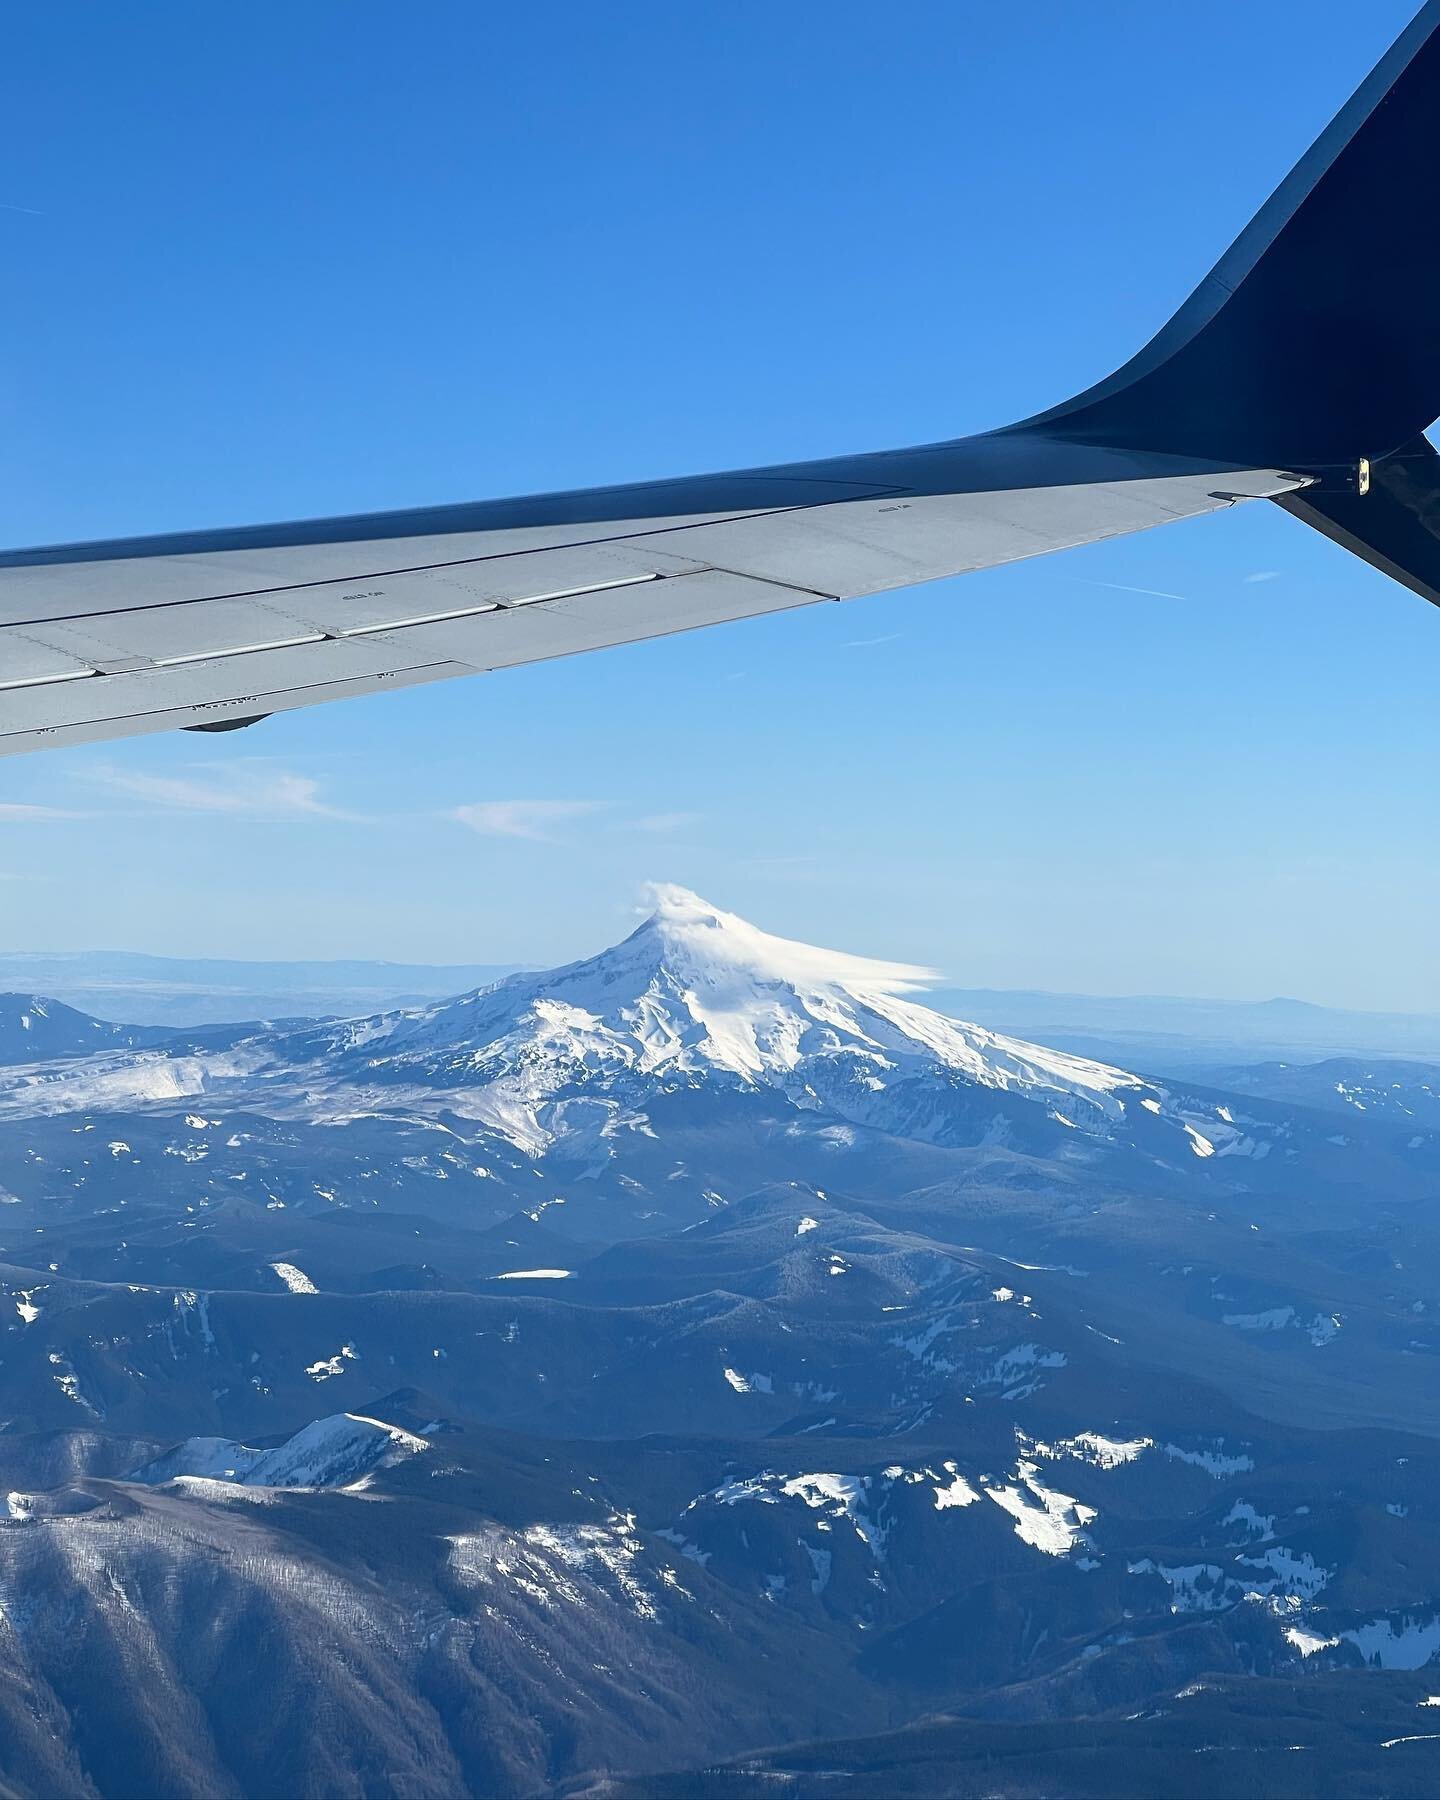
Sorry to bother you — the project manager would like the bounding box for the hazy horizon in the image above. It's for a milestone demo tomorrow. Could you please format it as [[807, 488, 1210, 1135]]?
[[2, 936, 1439, 1019]]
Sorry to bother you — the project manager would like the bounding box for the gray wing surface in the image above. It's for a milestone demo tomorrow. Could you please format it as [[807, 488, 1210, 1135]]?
[[0, 439, 1295, 757]]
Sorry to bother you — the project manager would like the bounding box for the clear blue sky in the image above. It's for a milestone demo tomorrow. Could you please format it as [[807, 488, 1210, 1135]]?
[[1, 0, 1435, 1011]]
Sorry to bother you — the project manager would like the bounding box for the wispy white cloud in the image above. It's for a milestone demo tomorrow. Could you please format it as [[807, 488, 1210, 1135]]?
[[454, 799, 606, 843], [844, 633, 901, 649], [0, 802, 80, 821], [631, 811, 701, 834], [1244, 569, 1282, 584], [88, 764, 349, 819]]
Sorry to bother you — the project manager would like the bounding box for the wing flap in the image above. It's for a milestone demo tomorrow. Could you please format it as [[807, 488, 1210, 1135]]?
[[23, 598, 328, 671], [0, 633, 100, 689], [0, 568, 823, 754]]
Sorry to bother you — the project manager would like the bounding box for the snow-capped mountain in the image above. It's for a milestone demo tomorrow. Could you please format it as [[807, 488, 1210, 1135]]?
[[0, 887, 1234, 1170]]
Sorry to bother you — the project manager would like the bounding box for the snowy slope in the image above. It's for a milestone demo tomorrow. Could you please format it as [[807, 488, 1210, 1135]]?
[[0, 887, 1232, 1164], [132, 1412, 429, 1490]]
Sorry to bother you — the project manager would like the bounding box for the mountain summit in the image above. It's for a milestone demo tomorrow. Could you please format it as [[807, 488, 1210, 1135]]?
[[456, 881, 1148, 1102], [0, 887, 1235, 1174], [625, 882, 937, 1006]]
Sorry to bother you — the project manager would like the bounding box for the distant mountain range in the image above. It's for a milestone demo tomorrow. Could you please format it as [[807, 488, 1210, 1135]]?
[[1, 890, 1439, 1796], [0, 949, 520, 1027], [3, 945, 1435, 1074], [924, 987, 1440, 1075]]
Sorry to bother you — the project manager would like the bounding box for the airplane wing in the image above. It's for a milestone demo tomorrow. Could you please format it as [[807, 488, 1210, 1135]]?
[[4, 1, 1438, 760], [0, 442, 1300, 757]]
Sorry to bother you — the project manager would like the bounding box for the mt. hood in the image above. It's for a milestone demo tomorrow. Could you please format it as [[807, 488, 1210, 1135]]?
[[0, 886, 1234, 1169]]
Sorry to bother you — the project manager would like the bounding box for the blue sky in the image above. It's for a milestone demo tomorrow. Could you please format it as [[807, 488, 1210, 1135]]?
[[2, 0, 1436, 1011]]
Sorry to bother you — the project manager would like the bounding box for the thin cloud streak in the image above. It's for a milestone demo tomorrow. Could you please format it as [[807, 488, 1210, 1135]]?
[[844, 633, 901, 648], [87, 765, 352, 819], [631, 812, 701, 834], [1069, 576, 1188, 602], [454, 800, 607, 843], [1244, 569, 1282, 584]]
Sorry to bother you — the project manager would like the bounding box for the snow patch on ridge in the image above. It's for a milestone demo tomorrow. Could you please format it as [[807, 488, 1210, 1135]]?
[[932, 1463, 981, 1509], [985, 1460, 1096, 1556], [1163, 1442, 1255, 1477], [305, 1343, 358, 1381], [270, 1262, 317, 1294], [447, 1512, 666, 1620], [1342, 1614, 1440, 1670], [1028, 1430, 1152, 1470]]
